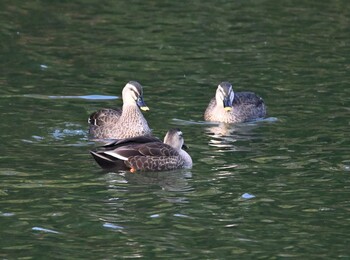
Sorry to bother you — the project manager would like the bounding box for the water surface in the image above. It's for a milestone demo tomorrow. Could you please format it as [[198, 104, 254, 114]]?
[[1, 1, 349, 259]]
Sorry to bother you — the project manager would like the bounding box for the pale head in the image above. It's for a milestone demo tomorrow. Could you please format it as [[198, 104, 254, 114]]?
[[163, 128, 184, 150], [122, 81, 149, 111], [216, 81, 235, 111]]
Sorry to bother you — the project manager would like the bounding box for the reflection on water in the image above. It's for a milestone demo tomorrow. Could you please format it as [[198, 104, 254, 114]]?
[[32, 226, 60, 234], [205, 118, 277, 139], [23, 94, 119, 100], [21, 122, 88, 145], [173, 118, 278, 152], [125, 170, 193, 192], [103, 170, 193, 192], [205, 121, 262, 151], [1, 0, 349, 259]]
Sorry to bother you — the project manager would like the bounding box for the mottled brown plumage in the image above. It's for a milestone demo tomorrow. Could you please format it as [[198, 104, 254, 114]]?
[[90, 129, 193, 172], [204, 82, 266, 123], [88, 81, 151, 140]]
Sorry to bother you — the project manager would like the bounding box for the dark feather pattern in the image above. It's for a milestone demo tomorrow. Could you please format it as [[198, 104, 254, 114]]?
[[233, 92, 265, 107], [88, 108, 122, 126], [90, 129, 192, 172], [90, 150, 128, 170], [102, 135, 161, 149], [126, 156, 182, 171]]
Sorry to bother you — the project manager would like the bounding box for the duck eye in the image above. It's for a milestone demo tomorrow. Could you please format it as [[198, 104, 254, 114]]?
[[130, 90, 139, 101]]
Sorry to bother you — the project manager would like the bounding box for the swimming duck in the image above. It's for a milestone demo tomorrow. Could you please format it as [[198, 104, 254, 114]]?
[[204, 81, 266, 123], [88, 81, 151, 139], [90, 128, 193, 172]]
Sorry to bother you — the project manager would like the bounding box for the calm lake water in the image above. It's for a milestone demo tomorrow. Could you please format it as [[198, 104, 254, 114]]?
[[1, 1, 349, 259]]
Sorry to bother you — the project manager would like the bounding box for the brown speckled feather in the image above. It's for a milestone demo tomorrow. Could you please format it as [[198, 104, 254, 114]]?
[[88, 81, 151, 139], [89, 108, 122, 126], [90, 129, 192, 172], [126, 155, 184, 171], [233, 92, 265, 107]]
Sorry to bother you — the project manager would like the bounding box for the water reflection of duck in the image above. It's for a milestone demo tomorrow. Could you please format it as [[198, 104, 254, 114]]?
[[204, 82, 266, 123], [90, 129, 193, 172], [205, 122, 261, 152], [88, 81, 151, 140], [205, 121, 260, 137], [123, 170, 193, 192]]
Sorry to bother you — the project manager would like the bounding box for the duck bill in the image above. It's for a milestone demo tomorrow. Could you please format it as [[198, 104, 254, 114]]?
[[223, 97, 232, 111], [137, 97, 150, 111], [140, 106, 149, 111]]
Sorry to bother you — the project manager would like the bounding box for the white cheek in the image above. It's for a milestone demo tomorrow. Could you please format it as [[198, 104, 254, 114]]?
[[125, 83, 134, 89], [216, 90, 223, 100]]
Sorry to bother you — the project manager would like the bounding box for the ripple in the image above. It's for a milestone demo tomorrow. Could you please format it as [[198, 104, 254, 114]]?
[[173, 213, 192, 218], [1, 212, 15, 217], [117, 170, 194, 192], [241, 193, 256, 199], [103, 223, 124, 230], [171, 118, 217, 126], [23, 94, 118, 100], [51, 128, 86, 140], [32, 226, 60, 234], [172, 117, 278, 127]]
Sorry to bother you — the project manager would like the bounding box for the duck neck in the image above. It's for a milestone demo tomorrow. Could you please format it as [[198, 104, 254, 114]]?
[[121, 104, 149, 126], [179, 149, 193, 168]]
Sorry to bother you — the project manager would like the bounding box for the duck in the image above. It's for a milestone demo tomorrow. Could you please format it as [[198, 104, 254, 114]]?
[[204, 81, 266, 123], [88, 81, 151, 140], [90, 128, 193, 172]]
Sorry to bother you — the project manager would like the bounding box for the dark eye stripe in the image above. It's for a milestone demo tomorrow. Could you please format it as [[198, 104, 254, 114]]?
[[131, 88, 140, 97]]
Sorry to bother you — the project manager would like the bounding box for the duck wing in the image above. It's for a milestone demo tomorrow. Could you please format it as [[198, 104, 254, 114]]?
[[234, 92, 265, 107], [88, 108, 122, 126], [106, 142, 176, 159], [103, 142, 182, 171], [125, 143, 181, 171], [127, 155, 183, 171], [90, 150, 128, 170], [102, 135, 161, 149], [90, 136, 163, 170]]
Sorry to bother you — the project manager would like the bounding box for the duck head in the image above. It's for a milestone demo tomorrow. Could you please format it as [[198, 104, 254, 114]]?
[[123, 81, 149, 111], [216, 81, 235, 111]]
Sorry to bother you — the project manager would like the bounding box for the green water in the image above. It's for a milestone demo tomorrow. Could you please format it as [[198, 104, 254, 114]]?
[[1, 1, 349, 259]]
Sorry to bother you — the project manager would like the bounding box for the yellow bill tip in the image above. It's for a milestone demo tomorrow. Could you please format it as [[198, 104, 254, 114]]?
[[224, 107, 232, 111], [141, 106, 149, 111]]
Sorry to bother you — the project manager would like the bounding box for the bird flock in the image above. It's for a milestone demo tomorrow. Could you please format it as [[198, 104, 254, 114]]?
[[88, 81, 266, 173]]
